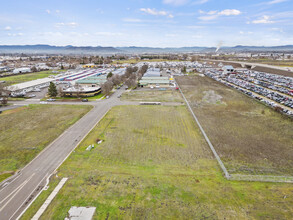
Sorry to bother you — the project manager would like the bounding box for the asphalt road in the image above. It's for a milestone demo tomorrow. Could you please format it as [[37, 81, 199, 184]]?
[[0, 88, 127, 220]]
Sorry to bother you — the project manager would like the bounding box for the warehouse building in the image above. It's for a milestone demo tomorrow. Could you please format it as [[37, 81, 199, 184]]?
[[83, 63, 98, 68], [76, 75, 107, 87], [13, 67, 31, 74], [139, 77, 170, 87], [7, 78, 54, 96]]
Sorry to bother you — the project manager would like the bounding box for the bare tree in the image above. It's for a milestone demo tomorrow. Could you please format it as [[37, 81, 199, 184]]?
[[101, 80, 114, 96], [111, 75, 122, 86], [0, 83, 9, 105]]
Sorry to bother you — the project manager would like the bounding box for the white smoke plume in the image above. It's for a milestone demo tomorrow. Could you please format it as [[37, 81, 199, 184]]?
[[215, 41, 223, 53]]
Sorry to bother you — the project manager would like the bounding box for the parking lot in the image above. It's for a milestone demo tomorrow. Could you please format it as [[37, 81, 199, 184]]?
[[204, 69, 293, 117]]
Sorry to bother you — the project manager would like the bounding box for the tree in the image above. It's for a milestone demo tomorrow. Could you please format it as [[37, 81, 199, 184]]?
[[31, 66, 38, 72], [101, 80, 113, 96], [111, 75, 122, 86], [48, 82, 58, 97], [0, 83, 9, 105], [107, 72, 113, 79]]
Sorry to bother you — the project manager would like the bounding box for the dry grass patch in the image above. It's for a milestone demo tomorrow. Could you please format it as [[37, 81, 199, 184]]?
[[176, 75, 293, 176]]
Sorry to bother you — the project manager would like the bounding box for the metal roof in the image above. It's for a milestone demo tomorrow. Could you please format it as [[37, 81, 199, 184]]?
[[7, 77, 54, 91]]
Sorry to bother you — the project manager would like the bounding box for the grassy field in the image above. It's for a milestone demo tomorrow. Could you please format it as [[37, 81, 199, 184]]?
[[176, 75, 293, 176], [0, 104, 92, 182], [0, 70, 64, 85], [22, 106, 293, 220], [121, 90, 183, 102]]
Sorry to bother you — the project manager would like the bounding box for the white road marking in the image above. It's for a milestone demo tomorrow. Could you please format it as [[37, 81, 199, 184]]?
[[0, 173, 35, 212]]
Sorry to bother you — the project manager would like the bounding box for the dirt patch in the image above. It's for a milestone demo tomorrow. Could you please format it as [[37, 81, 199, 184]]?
[[202, 90, 226, 105]]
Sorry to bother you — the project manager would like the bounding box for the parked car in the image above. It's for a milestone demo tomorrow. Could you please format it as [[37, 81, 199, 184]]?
[[82, 99, 88, 102], [40, 101, 48, 104], [28, 94, 36, 98], [47, 98, 56, 102]]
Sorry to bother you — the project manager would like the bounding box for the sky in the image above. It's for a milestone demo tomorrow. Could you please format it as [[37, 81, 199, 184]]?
[[0, 0, 292, 47]]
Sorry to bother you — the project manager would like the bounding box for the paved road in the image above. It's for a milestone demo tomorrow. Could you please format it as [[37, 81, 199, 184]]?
[[0, 88, 126, 220]]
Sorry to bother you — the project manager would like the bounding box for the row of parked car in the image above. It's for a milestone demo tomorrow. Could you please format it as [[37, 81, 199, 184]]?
[[204, 70, 293, 117]]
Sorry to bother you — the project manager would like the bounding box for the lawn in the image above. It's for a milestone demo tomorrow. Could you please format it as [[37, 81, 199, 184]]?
[[176, 75, 293, 176], [0, 104, 92, 182], [0, 70, 64, 85], [21, 106, 293, 220], [121, 90, 183, 102]]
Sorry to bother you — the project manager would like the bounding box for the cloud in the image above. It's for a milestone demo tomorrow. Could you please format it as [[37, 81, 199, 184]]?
[[123, 18, 142, 22], [192, 0, 209, 5], [5, 26, 11, 31], [218, 9, 241, 16], [252, 15, 274, 24], [140, 8, 174, 18], [267, 0, 288, 4], [46, 9, 51, 14], [95, 32, 123, 36], [198, 9, 241, 21], [163, 0, 189, 6], [7, 32, 23, 37], [55, 22, 78, 28]]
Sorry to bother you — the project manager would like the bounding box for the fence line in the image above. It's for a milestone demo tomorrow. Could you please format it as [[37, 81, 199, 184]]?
[[175, 79, 231, 179], [175, 78, 293, 184]]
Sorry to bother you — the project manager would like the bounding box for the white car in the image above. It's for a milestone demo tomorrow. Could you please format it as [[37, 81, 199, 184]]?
[[40, 101, 48, 104]]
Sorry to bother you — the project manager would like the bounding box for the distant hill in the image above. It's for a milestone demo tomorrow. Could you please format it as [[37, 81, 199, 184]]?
[[0, 44, 122, 54], [0, 44, 292, 54]]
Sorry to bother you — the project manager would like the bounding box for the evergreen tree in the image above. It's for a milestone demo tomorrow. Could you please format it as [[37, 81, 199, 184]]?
[[48, 82, 58, 97]]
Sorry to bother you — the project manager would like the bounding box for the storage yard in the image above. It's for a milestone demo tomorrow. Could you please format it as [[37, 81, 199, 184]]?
[[204, 68, 293, 116]]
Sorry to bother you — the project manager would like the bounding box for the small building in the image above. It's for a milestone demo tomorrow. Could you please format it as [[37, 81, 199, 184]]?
[[222, 65, 234, 74], [13, 67, 31, 74]]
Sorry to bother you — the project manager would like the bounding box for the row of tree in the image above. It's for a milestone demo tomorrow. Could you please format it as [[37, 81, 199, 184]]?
[[101, 65, 148, 95]]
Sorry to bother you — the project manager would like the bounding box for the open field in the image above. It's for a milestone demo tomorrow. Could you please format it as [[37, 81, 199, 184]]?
[[22, 106, 293, 220], [0, 104, 92, 182], [176, 75, 293, 176], [0, 70, 64, 85], [121, 90, 183, 102]]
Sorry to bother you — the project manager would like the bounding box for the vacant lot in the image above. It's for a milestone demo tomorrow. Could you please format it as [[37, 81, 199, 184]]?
[[176, 75, 293, 176], [121, 90, 183, 102], [22, 106, 293, 220], [0, 70, 63, 85], [0, 104, 92, 182]]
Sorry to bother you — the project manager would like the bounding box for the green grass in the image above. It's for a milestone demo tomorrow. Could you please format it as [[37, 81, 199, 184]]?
[[176, 75, 293, 176], [0, 104, 92, 182], [41, 93, 104, 101], [0, 70, 64, 85], [21, 106, 293, 220], [121, 90, 183, 102]]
